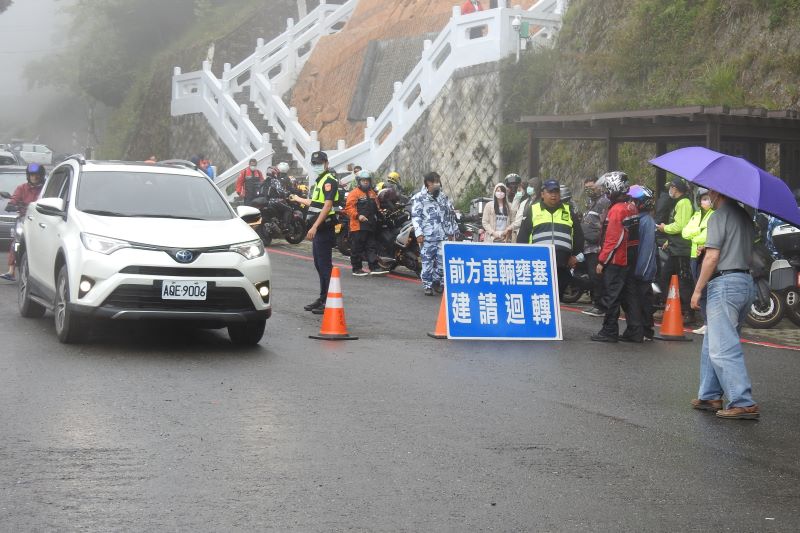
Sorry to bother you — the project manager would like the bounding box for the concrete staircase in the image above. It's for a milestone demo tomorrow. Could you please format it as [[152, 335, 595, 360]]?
[[231, 92, 304, 177]]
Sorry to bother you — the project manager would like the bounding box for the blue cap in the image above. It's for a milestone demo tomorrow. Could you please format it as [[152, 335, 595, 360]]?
[[542, 179, 560, 191]]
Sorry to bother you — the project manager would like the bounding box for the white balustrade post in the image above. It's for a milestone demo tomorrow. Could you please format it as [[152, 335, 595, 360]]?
[[286, 107, 298, 156], [262, 133, 273, 157], [366, 117, 377, 150], [365, 117, 375, 141], [286, 18, 297, 82], [453, 6, 461, 18], [393, 82, 403, 126], [172, 67, 182, 100], [318, 0, 327, 27], [422, 40, 432, 87], [202, 60, 211, 72], [310, 131, 320, 154], [222, 63, 231, 91], [337, 140, 346, 151]]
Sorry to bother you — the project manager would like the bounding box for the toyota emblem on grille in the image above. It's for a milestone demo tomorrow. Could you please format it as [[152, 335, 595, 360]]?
[[175, 250, 194, 263]]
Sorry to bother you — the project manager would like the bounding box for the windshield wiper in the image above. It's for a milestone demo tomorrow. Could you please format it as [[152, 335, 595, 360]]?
[[127, 214, 205, 220], [82, 209, 127, 217]]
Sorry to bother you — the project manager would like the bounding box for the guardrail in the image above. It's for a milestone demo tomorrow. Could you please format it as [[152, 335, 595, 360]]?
[[173, 1, 563, 194]]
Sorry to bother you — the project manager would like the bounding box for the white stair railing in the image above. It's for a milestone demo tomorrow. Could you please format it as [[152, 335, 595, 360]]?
[[172, 1, 563, 193]]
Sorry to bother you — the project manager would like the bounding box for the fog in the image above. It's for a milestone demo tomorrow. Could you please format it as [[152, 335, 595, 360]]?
[[0, 0, 72, 146]]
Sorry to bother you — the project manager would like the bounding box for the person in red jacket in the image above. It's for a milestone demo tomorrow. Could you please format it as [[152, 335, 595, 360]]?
[[343, 170, 389, 276], [591, 171, 632, 343], [2, 163, 45, 281], [235, 158, 264, 206]]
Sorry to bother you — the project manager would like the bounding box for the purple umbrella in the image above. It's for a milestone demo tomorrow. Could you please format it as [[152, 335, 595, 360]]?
[[650, 146, 800, 227]]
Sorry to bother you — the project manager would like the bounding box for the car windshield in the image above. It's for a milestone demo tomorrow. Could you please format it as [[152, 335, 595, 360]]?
[[77, 171, 233, 221]]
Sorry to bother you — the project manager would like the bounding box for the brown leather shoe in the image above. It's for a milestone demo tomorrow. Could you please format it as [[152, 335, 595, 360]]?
[[690, 398, 723, 411], [716, 405, 759, 420]]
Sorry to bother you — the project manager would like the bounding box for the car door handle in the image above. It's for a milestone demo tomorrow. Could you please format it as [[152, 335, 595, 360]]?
[[38, 223, 47, 229]]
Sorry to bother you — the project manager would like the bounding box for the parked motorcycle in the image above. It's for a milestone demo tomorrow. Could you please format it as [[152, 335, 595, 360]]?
[[455, 211, 484, 242], [374, 204, 422, 277], [769, 222, 800, 326], [561, 253, 593, 304], [336, 202, 421, 277], [249, 196, 306, 246], [745, 242, 784, 329]]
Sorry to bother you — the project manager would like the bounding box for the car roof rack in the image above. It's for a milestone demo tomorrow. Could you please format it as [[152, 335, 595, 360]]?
[[63, 154, 86, 166], [157, 159, 199, 171]]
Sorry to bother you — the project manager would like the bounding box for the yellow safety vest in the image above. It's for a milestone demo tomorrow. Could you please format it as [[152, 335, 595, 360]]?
[[309, 171, 339, 221], [530, 202, 574, 254]]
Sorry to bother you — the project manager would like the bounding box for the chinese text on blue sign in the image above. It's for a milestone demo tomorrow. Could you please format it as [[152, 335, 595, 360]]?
[[442, 243, 562, 340]]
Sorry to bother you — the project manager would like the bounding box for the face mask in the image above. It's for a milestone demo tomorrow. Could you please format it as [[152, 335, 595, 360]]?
[[312, 164, 325, 175], [526, 186, 535, 196], [514, 190, 522, 200], [700, 199, 712, 209], [249, 165, 257, 171], [429, 183, 441, 197], [495, 191, 506, 200]]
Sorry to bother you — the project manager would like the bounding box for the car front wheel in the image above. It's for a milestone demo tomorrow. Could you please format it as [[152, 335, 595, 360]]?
[[228, 319, 266, 346], [54, 264, 88, 343], [18, 251, 46, 318]]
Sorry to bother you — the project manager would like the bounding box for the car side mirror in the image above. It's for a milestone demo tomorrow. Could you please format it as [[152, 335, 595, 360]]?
[[36, 197, 66, 218], [236, 205, 261, 224]]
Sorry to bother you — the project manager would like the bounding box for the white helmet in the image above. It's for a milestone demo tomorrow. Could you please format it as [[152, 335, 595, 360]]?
[[277, 162, 290, 174], [597, 171, 629, 196]]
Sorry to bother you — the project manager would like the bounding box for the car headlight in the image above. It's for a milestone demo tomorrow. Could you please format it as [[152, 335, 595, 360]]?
[[81, 232, 130, 255], [230, 239, 265, 260]]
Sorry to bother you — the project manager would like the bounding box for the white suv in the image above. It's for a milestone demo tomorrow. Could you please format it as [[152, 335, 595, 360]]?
[[18, 157, 272, 345]]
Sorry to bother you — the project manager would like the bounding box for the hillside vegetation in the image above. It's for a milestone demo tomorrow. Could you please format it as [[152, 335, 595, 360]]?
[[501, 0, 800, 192]]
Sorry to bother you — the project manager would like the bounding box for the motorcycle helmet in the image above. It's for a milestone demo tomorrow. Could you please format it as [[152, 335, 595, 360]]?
[[597, 171, 629, 198], [357, 169, 374, 192], [696, 186, 710, 203], [504, 173, 521, 187], [26, 163, 45, 187], [277, 162, 290, 174], [387, 171, 400, 185], [628, 184, 654, 211], [559, 184, 572, 204], [265, 166, 280, 179]]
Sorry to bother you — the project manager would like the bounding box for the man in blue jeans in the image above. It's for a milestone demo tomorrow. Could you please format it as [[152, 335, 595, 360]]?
[[690, 190, 758, 419]]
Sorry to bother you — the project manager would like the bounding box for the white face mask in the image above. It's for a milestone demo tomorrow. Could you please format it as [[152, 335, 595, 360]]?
[[495, 191, 506, 200], [249, 165, 257, 171], [526, 186, 535, 196], [700, 199, 712, 209], [312, 164, 325, 175]]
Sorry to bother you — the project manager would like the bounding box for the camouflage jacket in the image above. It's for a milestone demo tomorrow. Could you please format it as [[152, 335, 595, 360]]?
[[411, 187, 458, 241]]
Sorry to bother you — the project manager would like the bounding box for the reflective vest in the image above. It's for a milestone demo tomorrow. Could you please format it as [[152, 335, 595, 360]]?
[[529, 202, 574, 254], [308, 171, 339, 221]]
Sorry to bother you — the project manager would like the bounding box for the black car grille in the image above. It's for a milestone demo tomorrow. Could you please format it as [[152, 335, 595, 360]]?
[[0, 221, 13, 239], [101, 283, 255, 311], [119, 266, 244, 277]]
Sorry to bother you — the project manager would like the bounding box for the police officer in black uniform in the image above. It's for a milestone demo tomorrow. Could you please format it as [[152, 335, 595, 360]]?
[[290, 151, 339, 314]]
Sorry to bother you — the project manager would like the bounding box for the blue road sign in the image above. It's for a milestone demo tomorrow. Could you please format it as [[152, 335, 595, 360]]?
[[442, 243, 562, 340]]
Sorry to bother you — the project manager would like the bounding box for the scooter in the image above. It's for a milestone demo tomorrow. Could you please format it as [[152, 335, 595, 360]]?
[[769, 222, 800, 326], [374, 204, 422, 277], [745, 242, 785, 329], [561, 253, 594, 304], [249, 196, 306, 246]]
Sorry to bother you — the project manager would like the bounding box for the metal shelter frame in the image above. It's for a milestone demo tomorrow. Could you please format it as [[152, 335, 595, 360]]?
[[517, 105, 800, 194]]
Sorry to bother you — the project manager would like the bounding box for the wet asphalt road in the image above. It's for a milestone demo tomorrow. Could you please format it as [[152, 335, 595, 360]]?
[[1, 245, 799, 532]]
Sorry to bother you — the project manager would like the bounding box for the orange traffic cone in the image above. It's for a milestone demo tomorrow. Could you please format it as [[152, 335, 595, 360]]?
[[427, 293, 448, 339], [654, 274, 692, 342], [309, 267, 358, 341]]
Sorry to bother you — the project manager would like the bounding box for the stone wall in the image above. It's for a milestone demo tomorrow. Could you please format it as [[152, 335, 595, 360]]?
[[169, 114, 236, 172], [376, 63, 502, 201]]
